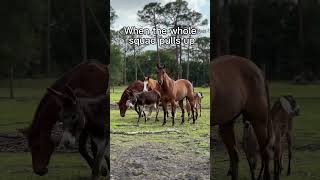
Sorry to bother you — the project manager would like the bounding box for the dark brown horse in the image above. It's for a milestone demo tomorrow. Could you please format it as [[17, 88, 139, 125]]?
[[117, 81, 144, 117], [156, 65, 195, 126], [24, 60, 108, 176]]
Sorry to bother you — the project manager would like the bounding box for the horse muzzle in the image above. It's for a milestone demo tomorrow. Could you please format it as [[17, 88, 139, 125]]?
[[34, 167, 48, 176]]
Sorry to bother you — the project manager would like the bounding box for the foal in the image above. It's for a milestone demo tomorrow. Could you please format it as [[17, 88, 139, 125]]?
[[48, 86, 109, 180], [186, 92, 204, 120], [126, 89, 161, 126], [243, 95, 300, 180]]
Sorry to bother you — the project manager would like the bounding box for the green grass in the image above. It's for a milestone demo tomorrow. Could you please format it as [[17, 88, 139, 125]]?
[[110, 86, 210, 156], [0, 80, 319, 179]]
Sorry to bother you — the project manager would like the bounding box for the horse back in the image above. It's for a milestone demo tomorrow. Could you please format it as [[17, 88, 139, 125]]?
[[174, 79, 193, 101]]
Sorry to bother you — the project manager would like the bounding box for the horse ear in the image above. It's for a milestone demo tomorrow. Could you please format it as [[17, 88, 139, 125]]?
[[47, 87, 66, 106], [64, 85, 77, 101], [157, 64, 161, 69], [280, 97, 293, 114], [162, 64, 165, 69], [48, 88, 65, 99]]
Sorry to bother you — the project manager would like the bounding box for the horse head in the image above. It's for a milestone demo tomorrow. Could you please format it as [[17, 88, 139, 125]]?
[[156, 64, 166, 85], [47, 86, 85, 148]]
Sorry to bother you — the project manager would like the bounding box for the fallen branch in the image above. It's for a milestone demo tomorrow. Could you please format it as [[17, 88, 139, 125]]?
[[111, 129, 182, 135]]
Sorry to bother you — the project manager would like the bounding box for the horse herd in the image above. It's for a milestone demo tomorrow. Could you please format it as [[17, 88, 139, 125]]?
[[117, 64, 204, 126], [20, 56, 301, 180]]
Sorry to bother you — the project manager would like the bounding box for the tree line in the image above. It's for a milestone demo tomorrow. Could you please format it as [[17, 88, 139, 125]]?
[[110, 0, 210, 86], [0, 0, 107, 79], [213, 0, 320, 82]]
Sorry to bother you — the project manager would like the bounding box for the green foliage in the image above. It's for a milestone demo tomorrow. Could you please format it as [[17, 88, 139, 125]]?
[[110, 45, 122, 85], [228, 1, 320, 80], [0, 0, 45, 75]]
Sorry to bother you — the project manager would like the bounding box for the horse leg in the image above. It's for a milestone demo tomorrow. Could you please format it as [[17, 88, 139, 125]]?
[[155, 104, 159, 122], [102, 140, 110, 178], [78, 131, 94, 168], [178, 100, 185, 125], [219, 124, 239, 180], [171, 100, 176, 126], [287, 131, 292, 176], [143, 106, 147, 123], [137, 105, 142, 126], [188, 98, 196, 124], [195, 105, 198, 120], [162, 102, 167, 126], [147, 106, 153, 119], [251, 121, 271, 180], [91, 137, 107, 180], [199, 102, 202, 117]]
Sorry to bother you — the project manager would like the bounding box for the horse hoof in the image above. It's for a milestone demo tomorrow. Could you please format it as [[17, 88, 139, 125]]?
[[162, 123, 166, 126]]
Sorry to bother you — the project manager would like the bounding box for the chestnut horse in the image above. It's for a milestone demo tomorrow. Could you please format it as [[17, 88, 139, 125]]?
[[24, 60, 108, 176], [117, 81, 144, 117], [156, 65, 195, 126], [210, 55, 272, 180]]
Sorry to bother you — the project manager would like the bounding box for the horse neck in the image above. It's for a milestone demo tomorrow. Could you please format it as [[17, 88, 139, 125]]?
[[162, 73, 174, 91], [150, 79, 159, 90]]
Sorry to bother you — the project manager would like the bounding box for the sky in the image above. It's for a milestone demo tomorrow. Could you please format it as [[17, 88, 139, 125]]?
[[111, 0, 210, 50]]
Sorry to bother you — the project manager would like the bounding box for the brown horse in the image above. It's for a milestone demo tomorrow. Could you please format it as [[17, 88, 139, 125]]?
[[210, 55, 272, 180], [156, 65, 195, 126], [24, 60, 108, 176], [117, 81, 144, 117]]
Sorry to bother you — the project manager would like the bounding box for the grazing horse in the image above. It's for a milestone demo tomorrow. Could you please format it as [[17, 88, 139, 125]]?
[[24, 60, 108, 176], [117, 81, 144, 117], [156, 64, 195, 126], [210, 55, 273, 180], [48, 86, 109, 180]]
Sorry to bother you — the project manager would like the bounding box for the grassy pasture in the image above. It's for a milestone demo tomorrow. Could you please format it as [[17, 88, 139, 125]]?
[[0, 79, 319, 179]]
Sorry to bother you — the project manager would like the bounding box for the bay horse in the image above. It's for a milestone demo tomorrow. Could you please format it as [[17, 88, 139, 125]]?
[[156, 64, 195, 126], [210, 55, 273, 180], [48, 86, 109, 179], [117, 81, 144, 117], [24, 60, 108, 176]]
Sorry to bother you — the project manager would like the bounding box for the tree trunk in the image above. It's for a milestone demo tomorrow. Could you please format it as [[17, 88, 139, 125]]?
[[179, 41, 183, 78], [80, 0, 87, 61], [213, 0, 221, 58], [223, 0, 230, 54], [298, 0, 304, 58], [175, 41, 180, 79], [123, 52, 127, 85], [154, 12, 160, 65], [134, 47, 137, 81], [186, 38, 190, 80], [9, 66, 14, 99], [245, 0, 253, 59], [47, 0, 51, 76]]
